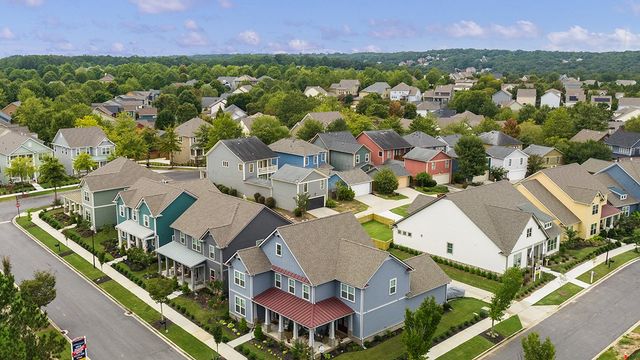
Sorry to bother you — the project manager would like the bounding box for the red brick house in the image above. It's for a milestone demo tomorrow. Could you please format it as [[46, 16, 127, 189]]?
[[403, 148, 452, 184], [356, 130, 413, 166]]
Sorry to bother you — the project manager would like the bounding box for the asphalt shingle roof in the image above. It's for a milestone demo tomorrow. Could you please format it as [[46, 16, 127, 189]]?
[[313, 131, 363, 154], [82, 157, 169, 192], [403, 147, 442, 162], [361, 130, 412, 150], [175, 117, 210, 138], [220, 136, 277, 162], [486, 146, 521, 160], [520, 179, 580, 225], [523, 144, 556, 157], [404, 254, 451, 298], [478, 131, 523, 147], [403, 131, 446, 149], [269, 138, 325, 156], [271, 164, 326, 183], [605, 129, 640, 148], [57, 127, 109, 148], [571, 129, 608, 143]]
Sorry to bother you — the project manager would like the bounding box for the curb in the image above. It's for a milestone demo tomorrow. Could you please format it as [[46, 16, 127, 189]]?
[[13, 214, 193, 360], [472, 315, 526, 360], [591, 319, 640, 360]]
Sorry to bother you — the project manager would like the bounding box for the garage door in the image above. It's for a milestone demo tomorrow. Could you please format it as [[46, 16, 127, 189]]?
[[351, 182, 372, 197], [308, 196, 325, 210], [397, 176, 410, 189], [507, 169, 526, 182], [432, 173, 451, 185]]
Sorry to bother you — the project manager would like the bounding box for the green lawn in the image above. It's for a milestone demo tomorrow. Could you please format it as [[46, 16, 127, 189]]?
[[437, 263, 501, 293], [171, 295, 239, 340], [16, 216, 71, 253], [534, 283, 583, 306], [0, 186, 78, 202], [577, 250, 640, 284], [38, 326, 71, 360], [389, 247, 416, 260], [64, 253, 105, 280], [374, 192, 408, 200], [362, 220, 392, 241], [390, 205, 409, 217], [65, 227, 118, 260], [597, 326, 640, 360], [416, 186, 448, 195], [335, 298, 488, 360], [437, 316, 522, 360], [237, 342, 281, 360]]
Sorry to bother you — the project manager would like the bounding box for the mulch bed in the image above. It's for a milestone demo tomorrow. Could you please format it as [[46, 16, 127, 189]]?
[[152, 318, 174, 331], [479, 330, 505, 344], [75, 228, 94, 238], [59, 250, 74, 257], [94, 276, 112, 285]]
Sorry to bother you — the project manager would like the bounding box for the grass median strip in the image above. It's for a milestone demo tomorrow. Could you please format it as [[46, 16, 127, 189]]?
[[576, 250, 640, 284], [17, 216, 215, 360], [534, 283, 583, 306], [437, 263, 501, 293]]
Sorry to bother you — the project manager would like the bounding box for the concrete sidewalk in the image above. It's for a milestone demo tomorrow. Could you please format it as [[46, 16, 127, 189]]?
[[0, 183, 79, 200], [30, 211, 248, 360]]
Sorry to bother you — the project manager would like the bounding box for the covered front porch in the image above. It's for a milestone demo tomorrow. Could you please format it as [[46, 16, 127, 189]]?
[[600, 204, 622, 231], [116, 219, 155, 252], [62, 190, 83, 216], [254, 288, 353, 355], [156, 242, 207, 291]]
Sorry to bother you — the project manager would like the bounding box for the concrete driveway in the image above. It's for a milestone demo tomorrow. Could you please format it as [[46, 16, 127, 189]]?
[[355, 187, 424, 217], [482, 260, 640, 360], [307, 207, 340, 218]]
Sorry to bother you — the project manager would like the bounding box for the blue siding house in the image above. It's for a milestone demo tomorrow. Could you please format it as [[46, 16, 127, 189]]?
[[269, 138, 328, 169], [225, 213, 450, 351], [589, 161, 640, 225]]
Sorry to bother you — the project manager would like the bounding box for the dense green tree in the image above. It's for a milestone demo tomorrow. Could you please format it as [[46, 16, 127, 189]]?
[[526, 155, 545, 176], [518, 121, 544, 147], [449, 90, 498, 117], [296, 119, 324, 141], [560, 140, 612, 164], [6, 157, 36, 183], [569, 102, 610, 131], [176, 103, 199, 124], [624, 116, 640, 132], [250, 115, 289, 144], [206, 113, 243, 150], [38, 156, 67, 201], [522, 332, 555, 360], [542, 108, 575, 139], [73, 152, 97, 175], [454, 135, 488, 181], [158, 126, 181, 167], [403, 102, 417, 119], [146, 277, 176, 331], [441, 121, 473, 136], [409, 114, 439, 136], [373, 168, 398, 195], [326, 117, 349, 132], [378, 117, 404, 134], [154, 93, 178, 114], [403, 297, 443, 360], [177, 88, 200, 111], [517, 104, 538, 123], [474, 118, 501, 133], [155, 109, 176, 129], [19, 271, 56, 308]]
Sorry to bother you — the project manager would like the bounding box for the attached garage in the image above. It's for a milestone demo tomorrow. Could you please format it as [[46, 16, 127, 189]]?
[[325, 167, 373, 197], [397, 176, 410, 189], [432, 173, 451, 185], [308, 196, 325, 210], [351, 182, 372, 197], [367, 159, 411, 190]]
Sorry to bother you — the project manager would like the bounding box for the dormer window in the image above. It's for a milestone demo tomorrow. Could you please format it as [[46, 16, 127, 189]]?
[[544, 222, 552, 230], [275, 243, 282, 256], [620, 194, 627, 200]]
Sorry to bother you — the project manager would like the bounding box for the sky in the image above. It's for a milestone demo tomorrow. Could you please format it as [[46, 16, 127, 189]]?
[[2, 0, 640, 56]]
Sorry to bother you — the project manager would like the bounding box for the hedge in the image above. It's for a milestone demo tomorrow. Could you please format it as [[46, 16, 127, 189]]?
[[430, 254, 502, 282]]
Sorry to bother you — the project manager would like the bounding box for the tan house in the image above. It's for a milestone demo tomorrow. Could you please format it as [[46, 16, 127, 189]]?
[[570, 129, 608, 143], [174, 117, 211, 165], [523, 145, 564, 168], [516, 88, 537, 106], [329, 80, 360, 96]]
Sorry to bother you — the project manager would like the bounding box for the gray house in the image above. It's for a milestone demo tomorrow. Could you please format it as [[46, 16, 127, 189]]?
[[311, 131, 371, 171], [51, 126, 115, 175], [403, 131, 447, 151], [271, 164, 328, 211], [225, 213, 450, 351], [206, 136, 279, 199], [156, 190, 290, 290]]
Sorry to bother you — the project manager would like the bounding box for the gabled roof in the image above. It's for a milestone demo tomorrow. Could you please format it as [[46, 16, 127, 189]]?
[[593, 173, 639, 207], [305, 111, 343, 126], [519, 179, 580, 225], [403, 148, 445, 162], [571, 129, 608, 143], [175, 117, 210, 138], [0, 128, 49, 155], [312, 131, 363, 154], [269, 138, 325, 156], [304, 86, 328, 95], [523, 144, 557, 157], [581, 158, 613, 174], [330, 79, 360, 90], [367, 159, 410, 177], [360, 82, 390, 94], [517, 88, 536, 98], [82, 157, 169, 192], [271, 164, 327, 184], [391, 82, 419, 95], [233, 246, 273, 276], [321, 167, 372, 186], [543, 88, 562, 96], [618, 159, 640, 181], [486, 146, 524, 160], [404, 254, 451, 298], [534, 163, 608, 204], [55, 126, 110, 148], [360, 130, 412, 150], [605, 129, 640, 148], [478, 131, 523, 147], [217, 136, 276, 162], [273, 213, 405, 288], [437, 111, 484, 128], [416, 101, 441, 111], [403, 131, 446, 149], [618, 97, 640, 108], [407, 194, 438, 214]]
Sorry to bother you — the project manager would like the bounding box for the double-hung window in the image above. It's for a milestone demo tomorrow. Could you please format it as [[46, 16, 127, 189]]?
[[355, 154, 360, 163], [592, 204, 599, 215], [389, 278, 397, 295], [365, 153, 370, 162], [143, 215, 150, 227], [222, 161, 229, 167], [340, 283, 355, 302], [234, 270, 245, 288], [275, 243, 282, 256], [546, 237, 558, 252], [302, 183, 308, 193], [192, 238, 202, 253], [179, 232, 185, 245], [234, 296, 246, 316], [513, 252, 522, 267], [590, 223, 598, 236], [118, 205, 125, 217], [302, 284, 310, 301], [208, 245, 216, 260], [288, 278, 295, 294], [526, 227, 532, 237], [132, 210, 138, 221], [446, 242, 454, 254], [274, 273, 282, 288]]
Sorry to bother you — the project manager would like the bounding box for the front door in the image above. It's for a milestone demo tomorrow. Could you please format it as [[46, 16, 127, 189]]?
[[337, 317, 348, 333], [194, 265, 205, 286]]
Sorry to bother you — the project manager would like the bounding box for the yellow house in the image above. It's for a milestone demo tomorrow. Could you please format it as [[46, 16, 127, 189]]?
[[515, 163, 611, 239], [523, 145, 564, 168]]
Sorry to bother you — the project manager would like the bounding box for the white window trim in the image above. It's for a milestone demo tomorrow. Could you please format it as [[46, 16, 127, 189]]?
[[288, 278, 296, 295], [340, 283, 355, 302], [192, 238, 202, 253], [234, 270, 246, 288], [132, 209, 138, 221], [143, 214, 150, 227], [302, 284, 310, 301], [275, 243, 282, 257], [208, 245, 215, 260], [118, 205, 125, 217], [234, 295, 246, 317], [365, 153, 370, 162], [222, 160, 229, 168], [179, 232, 185, 245], [389, 278, 397, 295], [355, 154, 360, 163], [238, 163, 243, 172], [274, 273, 282, 289]]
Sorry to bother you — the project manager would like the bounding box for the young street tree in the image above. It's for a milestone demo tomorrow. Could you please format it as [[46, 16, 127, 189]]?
[[159, 126, 181, 167], [522, 332, 556, 360], [19, 270, 57, 308], [73, 152, 97, 175], [6, 156, 36, 183], [211, 323, 223, 355], [526, 154, 545, 176], [374, 168, 399, 195], [403, 297, 443, 360], [454, 135, 488, 182], [38, 155, 66, 201], [146, 277, 176, 331], [488, 267, 523, 335]]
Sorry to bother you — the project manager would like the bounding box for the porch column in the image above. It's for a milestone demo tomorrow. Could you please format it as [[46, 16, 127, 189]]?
[[190, 268, 195, 290], [118, 230, 122, 248], [165, 256, 169, 276], [292, 321, 298, 340], [173, 260, 176, 277], [348, 315, 353, 336], [329, 321, 336, 346], [143, 238, 148, 252], [180, 264, 184, 284], [264, 309, 271, 332], [278, 314, 283, 340], [308, 328, 315, 348], [157, 254, 161, 273]]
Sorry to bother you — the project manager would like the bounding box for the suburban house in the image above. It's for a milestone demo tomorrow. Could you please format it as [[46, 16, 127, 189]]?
[[617, 97, 640, 110], [269, 138, 328, 169], [320, 167, 373, 197], [584, 158, 640, 218], [516, 164, 609, 239], [64, 157, 169, 231], [570, 129, 608, 143], [1, 101, 20, 116], [604, 129, 640, 158], [403, 131, 447, 151], [523, 145, 564, 168], [174, 117, 211, 165], [491, 89, 512, 107], [540, 89, 562, 108], [394, 181, 561, 274], [478, 131, 523, 150], [365, 160, 411, 189], [423, 84, 454, 104], [516, 88, 537, 106], [304, 86, 328, 98], [560, 76, 582, 90], [233, 85, 253, 95], [359, 82, 390, 98], [270, 165, 329, 211], [113, 178, 218, 252], [486, 146, 529, 182], [591, 95, 612, 108], [0, 128, 53, 184], [505, 100, 524, 111], [616, 80, 637, 87], [357, 130, 413, 166], [437, 111, 485, 130], [225, 213, 450, 350], [224, 104, 248, 121], [51, 126, 115, 175], [202, 96, 227, 115], [329, 80, 360, 96], [205, 136, 279, 199], [403, 148, 452, 184], [157, 190, 290, 290], [290, 111, 343, 136], [389, 82, 422, 102], [613, 107, 640, 122], [565, 89, 586, 107], [311, 131, 371, 171], [98, 73, 115, 83], [416, 101, 441, 116]]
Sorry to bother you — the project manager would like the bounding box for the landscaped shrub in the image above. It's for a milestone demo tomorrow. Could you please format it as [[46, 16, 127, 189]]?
[[228, 188, 238, 197], [238, 318, 249, 333], [336, 181, 355, 201], [293, 208, 303, 217], [254, 323, 265, 341], [257, 195, 265, 204], [254, 193, 262, 202], [415, 172, 437, 187], [264, 197, 276, 208], [325, 198, 337, 208]]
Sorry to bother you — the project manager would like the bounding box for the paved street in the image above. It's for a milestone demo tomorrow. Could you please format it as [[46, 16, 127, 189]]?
[[0, 194, 183, 360], [483, 260, 640, 360]]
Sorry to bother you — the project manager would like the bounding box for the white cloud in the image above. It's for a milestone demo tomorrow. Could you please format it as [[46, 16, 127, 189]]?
[[0, 27, 15, 40], [491, 20, 538, 38], [368, 19, 417, 39], [237, 30, 260, 45], [178, 31, 208, 47], [12, 0, 43, 7], [111, 42, 125, 52], [352, 44, 381, 53], [218, 0, 233, 8], [129, 0, 188, 14], [448, 20, 485, 37], [288, 39, 314, 51], [547, 26, 640, 51], [184, 19, 199, 30]]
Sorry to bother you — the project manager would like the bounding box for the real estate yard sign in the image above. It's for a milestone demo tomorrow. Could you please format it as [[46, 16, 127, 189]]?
[[71, 336, 87, 360]]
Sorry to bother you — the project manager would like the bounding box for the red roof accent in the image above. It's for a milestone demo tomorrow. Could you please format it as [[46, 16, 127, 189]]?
[[271, 265, 310, 284], [253, 288, 354, 329], [601, 204, 621, 219]]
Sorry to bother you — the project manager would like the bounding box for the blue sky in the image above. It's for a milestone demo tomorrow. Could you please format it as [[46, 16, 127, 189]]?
[[2, 0, 640, 56]]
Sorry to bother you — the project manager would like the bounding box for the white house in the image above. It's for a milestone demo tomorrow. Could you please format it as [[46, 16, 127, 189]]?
[[486, 146, 529, 182], [393, 182, 561, 274], [540, 89, 562, 108], [303, 86, 328, 97], [389, 82, 422, 102], [613, 107, 640, 122], [51, 126, 115, 176]]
